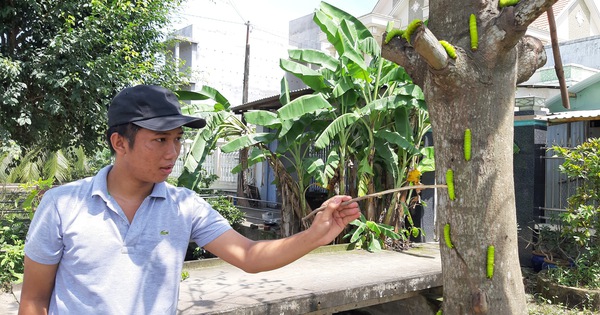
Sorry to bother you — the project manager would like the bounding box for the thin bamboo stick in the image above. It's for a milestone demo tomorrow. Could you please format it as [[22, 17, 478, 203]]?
[[302, 184, 448, 222]]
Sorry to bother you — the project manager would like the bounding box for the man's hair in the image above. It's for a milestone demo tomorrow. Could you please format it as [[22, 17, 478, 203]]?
[[106, 123, 141, 154]]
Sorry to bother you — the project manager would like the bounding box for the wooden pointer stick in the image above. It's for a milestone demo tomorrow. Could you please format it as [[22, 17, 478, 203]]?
[[301, 184, 448, 222]]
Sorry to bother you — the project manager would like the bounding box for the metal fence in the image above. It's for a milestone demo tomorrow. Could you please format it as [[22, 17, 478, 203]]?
[[172, 146, 242, 191], [541, 121, 588, 223], [0, 188, 28, 217], [541, 149, 583, 222]]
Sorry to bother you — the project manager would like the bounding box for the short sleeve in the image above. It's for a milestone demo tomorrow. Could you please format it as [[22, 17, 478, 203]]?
[[24, 190, 64, 265], [189, 197, 232, 248]]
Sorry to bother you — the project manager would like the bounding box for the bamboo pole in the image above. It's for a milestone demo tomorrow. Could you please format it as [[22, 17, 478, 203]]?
[[547, 6, 570, 109], [302, 184, 448, 222]]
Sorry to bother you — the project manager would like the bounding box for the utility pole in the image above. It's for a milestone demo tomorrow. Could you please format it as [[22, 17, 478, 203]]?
[[242, 21, 250, 104], [547, 7, 570, 109], [237, 21, 251, 206]]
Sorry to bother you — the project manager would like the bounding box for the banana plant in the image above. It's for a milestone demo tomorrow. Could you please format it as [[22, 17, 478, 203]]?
[[175, 2, 435, 240], [283, 2, 434, 228], [219, 89, 335, 234], [175, 86, 250, 191]]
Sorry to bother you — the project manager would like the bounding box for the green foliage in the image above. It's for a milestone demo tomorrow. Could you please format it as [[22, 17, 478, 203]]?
[[0, 178, 53, 291], [180, 270, 190, 282], [343, 214, 402, 252], [175, 88, 242, 192], [546, 138, 600, 289], [545, 259, 600, 289], [206, 196, 245, 226], [1, 143, 108, 184], [19, 178, 54, 219], [182, 169, 219, 195], [0, 215, 28, 291], [0, 0, 186, 153]]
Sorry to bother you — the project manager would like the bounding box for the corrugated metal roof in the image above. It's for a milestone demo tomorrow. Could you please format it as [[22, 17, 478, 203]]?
[[542, 109, 600, 124], [230, 88, 314, 113]]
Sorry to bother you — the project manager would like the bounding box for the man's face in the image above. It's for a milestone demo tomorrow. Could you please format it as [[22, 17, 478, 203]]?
[[121, 127, 184, 184]]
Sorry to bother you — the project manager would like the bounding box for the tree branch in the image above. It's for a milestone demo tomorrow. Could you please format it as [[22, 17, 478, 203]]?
[[516, 35, 547, 84], [381, 26, 447, 87], [412, 27, 450, 71], [513, 0, 559, 29], [493, 0, 557, 65]]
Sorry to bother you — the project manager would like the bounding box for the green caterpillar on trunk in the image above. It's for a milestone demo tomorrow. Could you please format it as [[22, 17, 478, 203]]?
[[439, 40, 457, 59], [499, 0, 520, 8], [385, 28, 405, 44], [487, 245, 495, 278], [444, 223, 454, 249], [403, 19, 423, 44], [445, 169, 455, 200], [464, 128, 472, 161], [469, 14, 478, 51]]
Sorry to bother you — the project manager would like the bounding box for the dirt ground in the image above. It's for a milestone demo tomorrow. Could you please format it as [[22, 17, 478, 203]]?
[[523, 267, 599, 315]]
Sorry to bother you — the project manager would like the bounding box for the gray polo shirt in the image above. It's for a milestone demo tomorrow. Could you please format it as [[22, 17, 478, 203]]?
[[24, 165, 232, 314]]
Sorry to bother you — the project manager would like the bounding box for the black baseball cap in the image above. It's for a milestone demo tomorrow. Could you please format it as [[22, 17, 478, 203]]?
[[108, 85, 206, 131]]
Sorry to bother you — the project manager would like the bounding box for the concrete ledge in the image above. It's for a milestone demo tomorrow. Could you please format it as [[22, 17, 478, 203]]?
[[178, 243, 442, 314]]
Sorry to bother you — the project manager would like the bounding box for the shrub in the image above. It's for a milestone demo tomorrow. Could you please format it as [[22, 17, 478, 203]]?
[[207, 196, 245, 226], [548, 138, 600, 289], [0, 215, 28, 292]]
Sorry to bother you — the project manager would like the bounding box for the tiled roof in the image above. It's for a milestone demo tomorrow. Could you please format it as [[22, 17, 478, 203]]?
[[529, 0, 571, 32]]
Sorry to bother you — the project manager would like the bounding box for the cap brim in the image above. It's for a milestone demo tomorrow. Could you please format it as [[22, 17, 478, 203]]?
[[132, 115, 206, 131]]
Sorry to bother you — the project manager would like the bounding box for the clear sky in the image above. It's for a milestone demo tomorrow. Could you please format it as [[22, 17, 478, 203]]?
[[171, 0, 379, 34]]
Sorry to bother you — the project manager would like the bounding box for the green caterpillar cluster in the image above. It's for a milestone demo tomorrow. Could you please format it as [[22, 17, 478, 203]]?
[[469, 14, 478, 51], [385, 28, 405, 44], [403, 19, 423, 44], [499, 0, 520, 8], [439, 40, 457, 59]]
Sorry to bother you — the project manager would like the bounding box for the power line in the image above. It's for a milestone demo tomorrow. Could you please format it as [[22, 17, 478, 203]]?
[[177, 12, 245, 26], [227, 0, 246, 24]]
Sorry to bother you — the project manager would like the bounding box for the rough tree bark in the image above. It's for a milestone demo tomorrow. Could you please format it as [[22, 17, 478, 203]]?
[[382, 0, 556, 314]]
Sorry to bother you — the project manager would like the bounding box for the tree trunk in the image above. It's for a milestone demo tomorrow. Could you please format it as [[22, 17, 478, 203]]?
[[382, 0, 556, 313], [427, 57, 525, 314]]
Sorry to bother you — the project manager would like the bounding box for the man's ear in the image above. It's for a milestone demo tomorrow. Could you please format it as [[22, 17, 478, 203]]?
[[110, 133, 128, 155]]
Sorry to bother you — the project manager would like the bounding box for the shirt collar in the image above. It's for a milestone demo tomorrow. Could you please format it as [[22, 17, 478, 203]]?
[[91, 165, 167, 200]]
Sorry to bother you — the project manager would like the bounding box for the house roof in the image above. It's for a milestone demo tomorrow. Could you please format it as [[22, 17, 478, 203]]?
[[543, 109, 600, 124], [529, 0, 571, 33], [230, 88, 314, 113], [545, 71, 600, 109]]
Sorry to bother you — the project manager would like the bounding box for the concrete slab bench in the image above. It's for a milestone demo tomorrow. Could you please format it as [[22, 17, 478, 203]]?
[[178, 243, 442, 314]]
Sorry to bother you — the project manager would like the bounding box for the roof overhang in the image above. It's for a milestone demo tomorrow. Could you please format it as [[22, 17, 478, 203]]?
[[231, 89, 314, 114], [542, 109, 600, 124]]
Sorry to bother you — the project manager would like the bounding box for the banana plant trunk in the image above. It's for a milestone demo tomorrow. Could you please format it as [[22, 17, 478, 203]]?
[[266, 156, 304, 236]]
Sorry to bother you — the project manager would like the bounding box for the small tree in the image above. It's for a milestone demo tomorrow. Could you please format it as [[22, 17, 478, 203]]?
[[1, 0, 186, 153], [549, 139, 600, 289]]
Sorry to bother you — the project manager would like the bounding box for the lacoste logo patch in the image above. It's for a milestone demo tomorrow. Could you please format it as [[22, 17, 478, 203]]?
[[160, 230, 169, 235]]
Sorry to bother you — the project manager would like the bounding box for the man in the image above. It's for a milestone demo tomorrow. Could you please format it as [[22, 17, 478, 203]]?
[[18, 85, 361, 314]]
